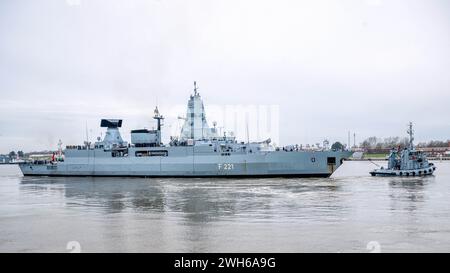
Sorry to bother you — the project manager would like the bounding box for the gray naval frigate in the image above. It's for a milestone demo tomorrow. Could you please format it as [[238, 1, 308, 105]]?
[[20, 83, 351, 177]]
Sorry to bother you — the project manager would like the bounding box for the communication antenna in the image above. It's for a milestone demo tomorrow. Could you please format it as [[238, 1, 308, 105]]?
[[348, 131, 350, 151], [212, 121, 217, 135], [193, 81, 199, 96], [57, 139, 63, 157], [246, 115, 250, 146], [85, 121, 89, 146], [407, 122, 414, 149], [177, 115, 186, 137], [153, 106, 164, 131]]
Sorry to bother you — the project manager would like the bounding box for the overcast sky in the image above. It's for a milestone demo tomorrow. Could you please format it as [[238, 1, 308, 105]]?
[[0, 0, 449, 153]]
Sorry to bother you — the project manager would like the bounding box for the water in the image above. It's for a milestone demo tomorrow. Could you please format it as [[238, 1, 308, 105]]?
[[1, 161, 450, 253]]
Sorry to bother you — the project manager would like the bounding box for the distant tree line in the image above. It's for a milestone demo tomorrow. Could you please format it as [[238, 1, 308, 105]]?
[[361, 137, 449, 150], [6, 151, 24, 159], [416, 140, 450, 148]]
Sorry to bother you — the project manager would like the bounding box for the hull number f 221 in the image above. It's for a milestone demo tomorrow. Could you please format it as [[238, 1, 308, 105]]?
[[218, 163, 234, 170]]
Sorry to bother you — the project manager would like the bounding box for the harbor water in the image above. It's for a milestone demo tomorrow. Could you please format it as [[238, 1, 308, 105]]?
[[1, 161, 450, 252]]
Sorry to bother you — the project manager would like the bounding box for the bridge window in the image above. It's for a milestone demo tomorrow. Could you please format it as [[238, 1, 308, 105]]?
[[135, 150, 168, 157], [112, 151, 127, 157]]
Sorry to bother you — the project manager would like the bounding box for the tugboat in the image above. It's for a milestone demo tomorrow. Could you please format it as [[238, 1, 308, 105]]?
[[370, 122, 436, 177]]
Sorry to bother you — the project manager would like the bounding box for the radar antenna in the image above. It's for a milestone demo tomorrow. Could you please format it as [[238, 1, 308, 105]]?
[[193, 81, 199, 96]]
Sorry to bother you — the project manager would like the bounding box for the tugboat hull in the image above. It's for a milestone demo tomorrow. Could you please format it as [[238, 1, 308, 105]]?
[[370, 164, 436, 177]]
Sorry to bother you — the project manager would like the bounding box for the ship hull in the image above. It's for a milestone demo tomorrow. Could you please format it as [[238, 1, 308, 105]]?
[[20, 173, 331, 178], [19, 151, 351, 178]]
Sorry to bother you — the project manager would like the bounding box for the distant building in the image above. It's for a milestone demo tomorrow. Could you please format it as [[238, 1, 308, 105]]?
[[417, 147, 450, 157]]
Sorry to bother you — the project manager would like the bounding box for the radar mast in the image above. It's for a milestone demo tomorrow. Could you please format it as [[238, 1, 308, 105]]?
[[407, 122, 414, 150], [153, 106, 164, 131], [193, 81, 198, 96]]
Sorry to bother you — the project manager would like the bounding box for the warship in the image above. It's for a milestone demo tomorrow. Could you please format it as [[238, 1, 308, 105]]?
[[370, 122, 436, 177], [19, 82, 351, 177]]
